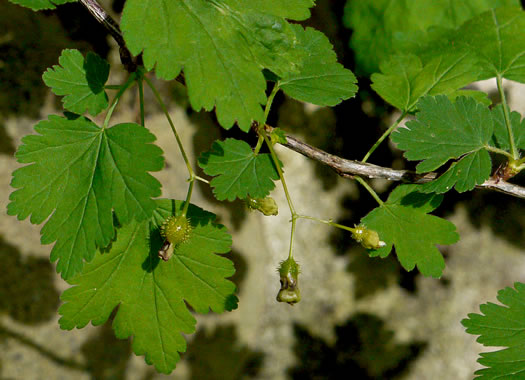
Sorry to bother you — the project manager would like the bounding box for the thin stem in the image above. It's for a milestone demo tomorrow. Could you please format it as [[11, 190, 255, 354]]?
[[264, 84, 280, 124], [195, 175, 210, 184], [260, 84, 297, 260], [362, 112, 407, 163], [254, 135, 264, 154], [181, 178, 195, 217], [137, 77, 145, 127], [297, 214, 357, 233], [288, 215, 297, 259], [261, 130, 296, 215], [485, 145, 514, 159], [103, 73, 137, 129], [354, 176, 384, 206], [105, 84, 122, 90], [144, 76, 194, 178], [496, 75, 519, 160]]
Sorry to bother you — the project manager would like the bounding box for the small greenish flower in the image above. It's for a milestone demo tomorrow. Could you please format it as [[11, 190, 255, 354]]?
[[270, 128, 288, 145], [246, 196, 278, 216], [276, 257, 301, 305], [351, 224, 386, 250]]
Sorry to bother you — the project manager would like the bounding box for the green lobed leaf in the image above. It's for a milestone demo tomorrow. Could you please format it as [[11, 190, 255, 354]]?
[[344, 0, 519, 74], [7, 115, 164, 279], [241, 0, 314, 20], [419, 150, 492, 194], [392, 95, 493, 173], [490, 104, 525, 151], [120, 0, 314, 131], [198, 138, 279, 201], [455, 6, 525, 82], [360, 185, 459, 278], [447, 89, 492, 106], [371, 52, 480, 112], [43, 49, 110, 116], [462, 282, 525, 379], [59, 200, 237, 374], [7, 0, 76, 11], [278, 25, 358, 106]]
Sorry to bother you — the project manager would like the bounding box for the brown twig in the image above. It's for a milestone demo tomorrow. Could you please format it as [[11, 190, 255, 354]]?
[[263, 125, 525, 200], [79, 0, 186, 85], [79, 3, 525, 200], [79, 0, 136, 71]]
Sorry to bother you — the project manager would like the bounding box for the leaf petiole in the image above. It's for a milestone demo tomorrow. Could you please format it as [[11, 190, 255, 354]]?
[[264, 84, 280, 124], [354, 176, 384, 206], [484, 145, 514, 160], [144, 76, 194, 178], [362, 111, 407, 163], [297, 214, 357, 233], [194, 175, 210, 184], [254, 135, 264, 155], [137, 76, 145, 127], [104, 84, 123, 90], [144, 76, 200, 217], [181, 177, 194, 217], [103, 72, 137, 129], [496, 75, 519, 160]]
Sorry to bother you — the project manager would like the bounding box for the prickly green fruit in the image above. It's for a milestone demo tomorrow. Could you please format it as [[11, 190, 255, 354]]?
[[246, 196, 278, 216], [276, 257, 301, 305], [352, 225, 386, 250], [160, 215, 192, 246]]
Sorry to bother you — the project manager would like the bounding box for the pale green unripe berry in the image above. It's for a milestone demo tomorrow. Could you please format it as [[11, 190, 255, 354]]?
[[159, 215, 192, 261], [246, 196, 278, 216], [351, 225, 386, 250], [276, 257, 301, 305]]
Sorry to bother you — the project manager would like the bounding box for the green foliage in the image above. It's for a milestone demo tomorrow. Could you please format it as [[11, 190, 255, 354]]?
[[59, 200, 237, 374], [462, 282, 525, 379], [7, 0, 76, 11], [419, 150, 492, 194], [490, 105, 525, 150], [371, 53, 480, 112], [43, 49, 110, 116], [120, 0, 312, 131], [450, 89, 491, 106], [361, 185, 459, 278], [7, 1, 525, 378], [8, 115, 164, 279], [270, 128, 288, 145], [392, 96, 493, 173], [456, 6, 525, 82], [277, 25, 358, 106], [368, 5, 525, 111], [198, 138, 279, 201], [344, 0, 519, 74]]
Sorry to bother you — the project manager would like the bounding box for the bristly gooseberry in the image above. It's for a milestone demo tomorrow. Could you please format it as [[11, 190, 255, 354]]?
[[351, 224, 386, 250], [276, 257, 301, 305], [246, 196, 278, 216], [158, 215, 192, 261]]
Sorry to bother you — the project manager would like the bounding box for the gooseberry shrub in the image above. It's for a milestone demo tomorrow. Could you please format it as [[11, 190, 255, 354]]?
[[6, 0, 525, 377]]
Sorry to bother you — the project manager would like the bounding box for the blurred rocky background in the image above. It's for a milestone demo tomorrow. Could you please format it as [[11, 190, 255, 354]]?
[[1, 1, 525, 379]]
